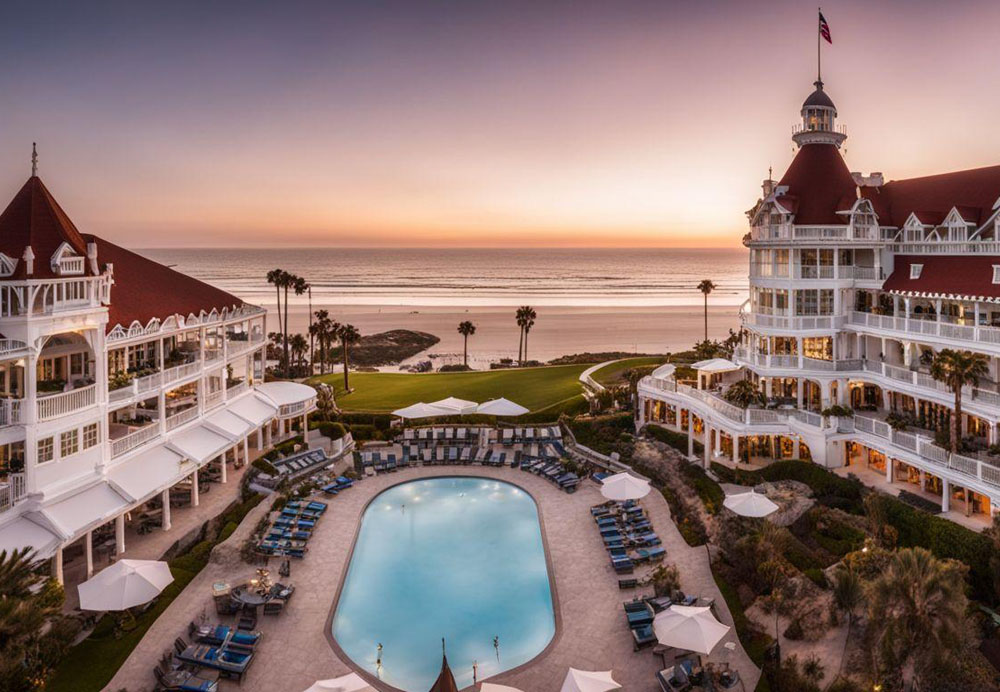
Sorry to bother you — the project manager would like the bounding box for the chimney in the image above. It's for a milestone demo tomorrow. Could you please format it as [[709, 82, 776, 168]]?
[[22, 246, 34, 276], [87, 242, 99, 275], [762, 178, 775, 198]]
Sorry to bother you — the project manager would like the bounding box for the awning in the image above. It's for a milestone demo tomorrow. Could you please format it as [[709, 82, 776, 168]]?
[[256, 381, 316, 407], [206, 409, 254, 440], [691, 358, 740, 373], [108, 445, 191, 502], [0, 516, 61, 557], [428, 396, 478, 415], [392, 402, 450, 419], [41, 482, 131, 537], [227, 394, 278, 427], [167, 425, 233, 464], [476, 398, 529, 417]]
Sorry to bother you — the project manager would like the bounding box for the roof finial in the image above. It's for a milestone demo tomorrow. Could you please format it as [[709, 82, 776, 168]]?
[[31, 143, 38, 177], [768, 164, 773, 181]]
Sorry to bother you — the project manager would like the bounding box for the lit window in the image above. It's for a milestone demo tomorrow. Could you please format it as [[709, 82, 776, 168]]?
[[38, 437, 54, 464], [993, 266, 1000, 284], [910, 264, 923, 279], [60, 429, 79, 458], [83, 423, 99, 449]]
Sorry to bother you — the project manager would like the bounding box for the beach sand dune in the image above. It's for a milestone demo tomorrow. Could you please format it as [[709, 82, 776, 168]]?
[[270, 304, 740, 367]]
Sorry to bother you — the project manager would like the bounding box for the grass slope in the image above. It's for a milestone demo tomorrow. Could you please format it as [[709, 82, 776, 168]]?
[[311, 363, 591, 412], [590, 356, 668, 386]]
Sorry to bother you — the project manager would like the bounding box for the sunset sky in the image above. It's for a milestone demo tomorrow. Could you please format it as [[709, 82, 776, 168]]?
[[0, 0, 997, 249]]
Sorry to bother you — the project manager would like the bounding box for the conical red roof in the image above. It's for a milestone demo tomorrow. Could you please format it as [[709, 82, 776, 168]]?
[[777, 144, 857, 225], [0, 176, 89, 278], [428, 653, 459, 692]]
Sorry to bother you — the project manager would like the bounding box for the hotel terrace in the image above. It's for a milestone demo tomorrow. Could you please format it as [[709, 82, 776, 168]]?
[[0, 170, 316, 584], [639, 78, 1000, 526]]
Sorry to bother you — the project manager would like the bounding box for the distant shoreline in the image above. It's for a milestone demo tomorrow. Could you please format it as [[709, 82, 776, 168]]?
[[267, 303, 740, 368]]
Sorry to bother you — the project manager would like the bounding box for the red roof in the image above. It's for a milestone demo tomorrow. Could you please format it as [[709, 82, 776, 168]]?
[[861, 165, 1000, 228], [0, 176, 90, 278], [776, 144, 857, 225], [883, 255, 1000, 300], [0, 175, 244, 331], [90, 236, 243, 330]]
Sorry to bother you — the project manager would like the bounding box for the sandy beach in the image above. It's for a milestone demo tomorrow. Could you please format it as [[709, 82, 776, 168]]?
[[262, 303, 740, 368]]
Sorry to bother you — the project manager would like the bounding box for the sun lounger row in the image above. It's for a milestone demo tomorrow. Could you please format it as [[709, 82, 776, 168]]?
[[519, 459, 580, 492], [320, 476, 354, 495], [257, 499, 329, 558], [270, 448, 329, 476], [400, 426, 562, 444], [591, 500, 660, 574]]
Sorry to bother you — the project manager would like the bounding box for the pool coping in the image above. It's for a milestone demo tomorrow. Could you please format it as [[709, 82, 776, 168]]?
[[322, 469, 565, 691]]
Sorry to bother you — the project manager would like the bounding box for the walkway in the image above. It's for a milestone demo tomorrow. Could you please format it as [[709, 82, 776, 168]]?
[[107, 465, 760, 692]]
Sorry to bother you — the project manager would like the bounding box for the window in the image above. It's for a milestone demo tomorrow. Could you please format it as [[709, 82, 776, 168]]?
[[38, 437, 54, 464], [910, 264, 923, 279], [993, 266, 1000, 285], [83, 423, 99, 449], [60, 429, 79, 458]]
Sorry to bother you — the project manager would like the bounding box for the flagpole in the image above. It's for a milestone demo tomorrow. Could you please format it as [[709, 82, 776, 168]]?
[[817, 7, 821, 82]]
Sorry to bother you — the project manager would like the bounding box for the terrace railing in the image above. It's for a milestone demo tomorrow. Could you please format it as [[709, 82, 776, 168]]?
[[165, 407, 199, 431], [110, 424, 161, 458], [37, 384, 96, 421], [0, 473, 26, 513]]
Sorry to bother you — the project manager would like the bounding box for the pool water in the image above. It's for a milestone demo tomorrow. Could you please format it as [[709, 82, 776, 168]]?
[[332, 477, 555, 690]]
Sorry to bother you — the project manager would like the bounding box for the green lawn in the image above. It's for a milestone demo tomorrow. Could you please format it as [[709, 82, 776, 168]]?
[[590, 356, 668, 386], [311, 364, 592, 413]]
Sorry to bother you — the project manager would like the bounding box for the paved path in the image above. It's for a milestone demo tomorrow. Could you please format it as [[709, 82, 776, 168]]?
[[106, 465, 759, 691]]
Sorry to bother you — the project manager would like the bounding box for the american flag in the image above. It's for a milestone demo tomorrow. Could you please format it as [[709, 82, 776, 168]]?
[[819, 11, 832, 44]]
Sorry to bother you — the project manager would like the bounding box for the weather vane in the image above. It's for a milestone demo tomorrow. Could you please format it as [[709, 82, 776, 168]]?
[[31, 143, 38, 177]]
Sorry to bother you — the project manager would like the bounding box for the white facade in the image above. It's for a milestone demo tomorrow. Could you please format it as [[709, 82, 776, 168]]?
[[0, 177, 317, 582], [639, 80, 1000, 523]]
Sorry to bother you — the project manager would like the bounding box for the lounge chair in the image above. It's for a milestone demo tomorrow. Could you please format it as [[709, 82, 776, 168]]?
[[656, 666, 692, 692], [612, 557, 634, 574], [189, 622, 261, 649], [177, 644, 254, 682], [632, 623, 657, 650], [154, 665, 219, 692]]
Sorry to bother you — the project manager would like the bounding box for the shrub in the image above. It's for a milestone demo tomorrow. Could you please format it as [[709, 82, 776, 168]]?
[[218, 521, 239, 542], [251, 458, 278, 475], [821, 404, 853, 418], [678, 461, 724, 515], [804, 568, 828, 589], [437, 363, 472, 372], [646, 424, 703, 455], [319, 421, 347, 440]]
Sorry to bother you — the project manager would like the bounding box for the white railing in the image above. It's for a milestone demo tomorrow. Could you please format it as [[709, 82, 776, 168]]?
[[110, 424, 161, 458], [0, 398, 22, 426], [226, 381, 249, 399], [162, 360, 202, 385], [204, 390, 224, 410], [0, 473, 26, 513], [742, 312, 844, 330], [0, 339, 29, 358], [37, 384, 96, 421], [888, 240, 1000, 255], [787, 409, 823, 428], [136, 371, 163, 393], [279, 400, 310, 417], [851, 266, 883, 281], [165, 407, 199, 431], [849, 311, 1000, 348]]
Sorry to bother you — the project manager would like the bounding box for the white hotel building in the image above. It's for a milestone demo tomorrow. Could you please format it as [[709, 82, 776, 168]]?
[[639, 79, 1000, 525], [0, 173, 316, 582]]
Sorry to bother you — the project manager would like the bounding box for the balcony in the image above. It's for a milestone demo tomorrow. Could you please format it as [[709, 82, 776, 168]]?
[[0, 473, 25, 513], [165, 407, 199, 431], [110, 424, 161, 458], [849, 311, 1000, 348], [0, 399, 22, 426], [37, 384, 96, 421], [741, 312, 844, 331], [162, 359, 202, 386]]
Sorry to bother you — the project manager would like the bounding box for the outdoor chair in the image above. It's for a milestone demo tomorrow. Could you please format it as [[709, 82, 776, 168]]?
[[262, 601, 284, 616], [154, 663, 219, 692]]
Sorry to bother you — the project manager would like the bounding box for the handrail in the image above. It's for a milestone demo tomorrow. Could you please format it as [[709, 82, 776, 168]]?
[[110, 424, 161, 458], [37, 384, 96, 421]]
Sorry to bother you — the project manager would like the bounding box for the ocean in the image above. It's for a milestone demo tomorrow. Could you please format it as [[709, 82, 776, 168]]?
[[139, 247, 748, 308]]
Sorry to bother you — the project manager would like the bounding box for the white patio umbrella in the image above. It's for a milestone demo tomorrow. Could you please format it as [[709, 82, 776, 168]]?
[[653, 605, 731, 655], [479, 685, 525, 692], [560, 668, 621, 692], [428, 396, 479, 415], [391, 402, 450, 419], [301, 672, 375, 692], [600, 472, 651, 501], [476, 397, 529, 417], [723, 489, 779, 518], [77, 559, 174, 611]]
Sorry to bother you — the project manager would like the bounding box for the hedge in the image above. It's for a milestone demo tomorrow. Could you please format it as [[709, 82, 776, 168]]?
[[646, 424, 703, 455], [711, 460, 864, 513], [319, 421, 347, 441], [678, 461, 724, 515]]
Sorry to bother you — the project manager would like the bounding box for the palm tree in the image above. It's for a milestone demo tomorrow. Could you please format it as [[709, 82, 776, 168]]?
[[522, 306, 537, 364], [457, 321, 476, 367], [337, 323, 361, 391], [266, 269, 289, 371], [515, 306, 529, 365], [930, 349, 989, 454], [831, 564, 864, 677], [289, 333, 308, 375], [723, 379, 766, 409], [697, 279, 716, 342], [311, 309, 332, 375], [866, 547, 968, 689], [285, 276, 309, 377]]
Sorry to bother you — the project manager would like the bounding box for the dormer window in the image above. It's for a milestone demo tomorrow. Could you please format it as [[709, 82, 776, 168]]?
[[0, 253, 17, 277], [993, 266, 1000, 284], [50, 242, 84, 276], [910, 264, 923, 279]]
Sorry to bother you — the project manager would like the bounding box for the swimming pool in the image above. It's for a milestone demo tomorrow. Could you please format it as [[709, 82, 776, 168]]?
[[332, 477, 556, 690]]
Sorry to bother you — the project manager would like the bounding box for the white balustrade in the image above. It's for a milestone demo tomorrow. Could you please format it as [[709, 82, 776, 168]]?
[[165, 407, 199, 431], [162, 360, 202, 385], [0, 473, 26, 513], [37, 384, 96, 421], [110, 424, 161, 458]]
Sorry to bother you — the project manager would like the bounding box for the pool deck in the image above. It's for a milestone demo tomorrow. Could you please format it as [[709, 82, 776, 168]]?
[[106, 465, 760, 691]]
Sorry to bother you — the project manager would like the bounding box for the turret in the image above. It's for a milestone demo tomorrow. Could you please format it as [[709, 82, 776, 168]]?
[[792, 80, 847, 148]]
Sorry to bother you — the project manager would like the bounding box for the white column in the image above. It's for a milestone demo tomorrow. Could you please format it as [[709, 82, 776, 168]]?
[[84, 530, 94, 579], [115, 514, 126, 556], [942, 478, 950, 512], [733, 435, 741, 464], [302, 412, 308, 439], [52, 546, 64, 585], [687, 413, 694, 458], [243, 436, 250, 467], [257, 427, 264, 449], [703, 425, 711, 468], [796, 379, 804, 408], [161, 488, 172, 531], [886, 459, 893, 484], [191, 470, 200, 507], [220, 450, 228, 484]]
